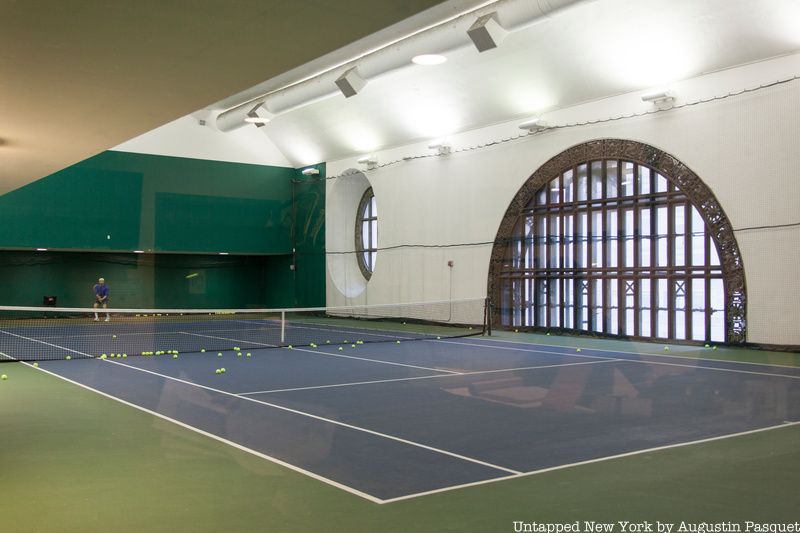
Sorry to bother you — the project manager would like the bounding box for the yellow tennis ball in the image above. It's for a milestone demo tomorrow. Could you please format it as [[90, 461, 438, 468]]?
[[65, 356, 71, 360], [173, 354, 178, 359], [215, 369, 221, 374], [338, 347, 344, 351], [1, 374, 7, 380], [33, 362, 39, 368], [246, 353, 252, 357]]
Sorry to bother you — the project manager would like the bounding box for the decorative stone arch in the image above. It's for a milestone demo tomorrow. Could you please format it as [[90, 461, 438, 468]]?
[[488, 139, 746, 344]]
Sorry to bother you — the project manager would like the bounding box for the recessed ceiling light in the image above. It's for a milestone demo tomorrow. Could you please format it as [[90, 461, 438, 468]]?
[[412, 54, 447, 66]]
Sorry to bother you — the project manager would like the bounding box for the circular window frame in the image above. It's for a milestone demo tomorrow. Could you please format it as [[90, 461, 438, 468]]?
[[355, 187, 377, 280]]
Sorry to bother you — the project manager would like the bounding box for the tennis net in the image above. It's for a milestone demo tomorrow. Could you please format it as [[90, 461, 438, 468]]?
[[0, 298, 488, 362]]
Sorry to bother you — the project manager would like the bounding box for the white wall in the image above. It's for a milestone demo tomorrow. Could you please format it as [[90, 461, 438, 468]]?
[[325, 52, 800, 346], [112, 115, 292, 168]]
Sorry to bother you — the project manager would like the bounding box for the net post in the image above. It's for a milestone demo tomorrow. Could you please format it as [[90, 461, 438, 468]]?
[[281, 311, 286, 345], [485, 297, 492, 336]]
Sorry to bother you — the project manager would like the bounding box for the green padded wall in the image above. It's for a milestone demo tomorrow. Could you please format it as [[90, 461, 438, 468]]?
[[0, 153, 326, 308]]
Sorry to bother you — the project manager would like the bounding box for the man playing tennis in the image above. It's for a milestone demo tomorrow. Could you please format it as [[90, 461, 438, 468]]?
[[93, 277, 110, 322]]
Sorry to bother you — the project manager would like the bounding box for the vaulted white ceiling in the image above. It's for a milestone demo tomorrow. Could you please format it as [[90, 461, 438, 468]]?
[[208, 0, 800, 167]]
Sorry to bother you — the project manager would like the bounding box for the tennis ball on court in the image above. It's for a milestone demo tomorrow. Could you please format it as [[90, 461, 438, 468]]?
[[217, 353, 222, 357], [236, 352, 242, 357], [338, 347, 344, 351], [246, 353, 252, 358], [704, 343, 710, 348], [101, 354, 107, 358], [288, 345, 293, 349], [712, 346, 717, 350], [220, 368, 226, 373], [664, 346, 670, 351], [234, 347, 240, 351], [546, 332, 551, 336], [33, 362, 39, 368], [201, 349, 206, 353], [65, 356, 72, 360], [172, 354, 177, 359], [436, 336, 441, 340], [396, 340, 400, 344], [514, 329, 519, 333], [326, 340, 331, 344], [215, 369, 221, 374], [1, 374, 7, 380], [576, 348, 581, 353], [122, 354, 127, 358]]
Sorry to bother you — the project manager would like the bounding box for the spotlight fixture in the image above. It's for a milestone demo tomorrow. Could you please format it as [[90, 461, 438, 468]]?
[[301, 168, 320, 176], [244, 103, 272, 127], [428, 142, 452, 155], [518, 117, 551, 132], [412, 54, 447, 66], [467, 12, 507, 52], [335, 67, 367, 98], [641, 90, 675, 104], [357, 155, 378, 169]]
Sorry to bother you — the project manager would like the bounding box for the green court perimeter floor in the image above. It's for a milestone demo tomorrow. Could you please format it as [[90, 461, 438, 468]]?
[[1, 333, 798, 533]]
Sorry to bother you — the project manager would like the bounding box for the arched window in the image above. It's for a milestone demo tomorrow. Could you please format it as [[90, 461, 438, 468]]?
[[490, 140, 746, 344], [356, 187, 377, 279]]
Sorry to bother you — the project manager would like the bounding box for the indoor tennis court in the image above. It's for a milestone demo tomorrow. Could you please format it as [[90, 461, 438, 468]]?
[[1, 1, 798, 532]]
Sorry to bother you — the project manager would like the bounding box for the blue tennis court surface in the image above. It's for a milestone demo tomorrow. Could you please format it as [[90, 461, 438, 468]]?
[[18, 328, 800, 502]]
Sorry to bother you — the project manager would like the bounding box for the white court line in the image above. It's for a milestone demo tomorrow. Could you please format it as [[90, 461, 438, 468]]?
[[22, 361, 383, 504], [238, 319, 426, 341], [182, 330, 462, 375], [0, 329, 96, 358], [440, 338, 800, 380], [6, 329, 520, 476], [179, 330, 278, 347], [33, 327, 275, 340], [99, 357, 521, 475], [457, 336, 800, 371], [237, 358, 622, 395], [381, 420, 800, 504], [623, 358, 800, 380], [432, 338, 616, 361], [445, 337, 800, 376]]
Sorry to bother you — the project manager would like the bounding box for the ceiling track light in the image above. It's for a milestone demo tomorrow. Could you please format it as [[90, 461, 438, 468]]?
[[641, 90, 675, 104], [428, 142, 452, 155], [335, 67, 367, 98], [518, 117, 551, 132], [357, 155, 378, 169], [244, 102, 272, 127], [467, 12, 507, 53]]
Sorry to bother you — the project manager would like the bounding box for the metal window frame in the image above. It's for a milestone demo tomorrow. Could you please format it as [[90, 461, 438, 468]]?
[[355, 187, 377, 280], [488, 139, 747, 345]]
